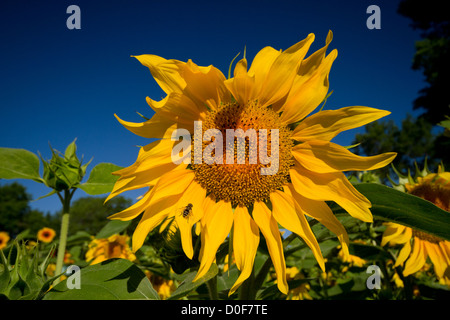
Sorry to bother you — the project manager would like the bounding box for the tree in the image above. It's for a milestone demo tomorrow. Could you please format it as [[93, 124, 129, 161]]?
[[0, 182, 56, 236], [351, 115, 445, 179], [398, 0, 450, 124], [53, 195, 133, 235]]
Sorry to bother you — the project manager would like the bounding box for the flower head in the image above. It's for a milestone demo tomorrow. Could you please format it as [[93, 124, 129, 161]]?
[[109, 31, 396, 294], [86, 234, 136, 265], [37, 227, 56, 243], [0, 232, 10, 250], [382, 166, 450, 286]]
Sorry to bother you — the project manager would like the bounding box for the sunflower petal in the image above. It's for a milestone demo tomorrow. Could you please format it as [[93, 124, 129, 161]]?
[[175, 180, 207, 260], [279, 49, 337, 125], [133, 54, 186, 94], [290, 165, 373, 222], [252, 201, 288, 294], [107, 139, 186, 202], [292, 140, 396, 173], [224, 58, 256, 106], [286, 184, 350, 262], [131, 192, 181, 252], [229, 206, 260, 295], [395, 238, 412, 267], [256, 33, 315, 107], [108, 187, 154, 221], [114, 112, 178, 139], [291, 106, 391, 142], [426, 242, 448, 279], [270, 190, 325, 271], [194, 200, 233, 280], [146, 92, 205, 128], [381, 223, 408, 247], [404, 238, 427, 276], [134, 55, 227, 107]]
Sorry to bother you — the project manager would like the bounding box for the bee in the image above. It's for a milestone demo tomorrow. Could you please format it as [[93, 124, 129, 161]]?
[[181, 203, 193, 219]]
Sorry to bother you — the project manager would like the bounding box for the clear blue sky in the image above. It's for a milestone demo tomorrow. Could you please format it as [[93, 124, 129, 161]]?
[[0, 0, 425, 215]]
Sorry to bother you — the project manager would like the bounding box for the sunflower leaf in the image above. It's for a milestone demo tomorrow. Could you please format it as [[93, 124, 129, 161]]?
[[77, 162, 123, 195], [0, 147, 44, 183], [43, 258, 159, 300], [168, 263, 218, 300], [96, 220, 131, 239], [330, 183, 450, 241]]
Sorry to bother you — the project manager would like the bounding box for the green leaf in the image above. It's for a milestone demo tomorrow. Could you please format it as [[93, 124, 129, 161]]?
[[43, 259, 159, 300], [0, 148, 43, 183], [331, 183, 450, 241], [77, 162, 123, 195], [96, 220, 131, 239], [168, 264, 218, 300]]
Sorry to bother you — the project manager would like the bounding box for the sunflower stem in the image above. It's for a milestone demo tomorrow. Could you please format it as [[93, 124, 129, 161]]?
[[206, 276, 219, 300], [54, 189, 72, 284], [238, 266, 256, 300]]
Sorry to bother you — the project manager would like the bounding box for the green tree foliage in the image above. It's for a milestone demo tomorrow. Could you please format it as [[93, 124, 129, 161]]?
[[351, 115, 446, 178], [0, 183, 56, 236], [53, 195, 133, 235], [398, 0, 450, 124]]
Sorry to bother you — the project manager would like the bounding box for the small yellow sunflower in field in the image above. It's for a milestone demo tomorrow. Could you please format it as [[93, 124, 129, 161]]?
[[37, 227, 56, 243], [0, 232, 10, 250], [86, 234, 136, 265], [108, 31, 396, 294], [382, 166, 450, 286]]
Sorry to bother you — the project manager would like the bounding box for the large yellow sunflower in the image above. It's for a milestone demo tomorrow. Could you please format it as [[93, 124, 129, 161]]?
[[382, 167, 450, 286], [108, 31, 396, 295]]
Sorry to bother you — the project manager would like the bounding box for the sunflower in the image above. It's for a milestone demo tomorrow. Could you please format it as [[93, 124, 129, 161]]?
[[85, 234, 136, 265], [37, 227, 56, 243], [382, 167, 450, 286], [108, 31, 396, 294], [284, 267, 313, 300], [0, 232, 10, 250]]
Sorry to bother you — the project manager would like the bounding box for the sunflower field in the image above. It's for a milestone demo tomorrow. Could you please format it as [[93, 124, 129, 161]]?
[[1, 30, 450, 303]]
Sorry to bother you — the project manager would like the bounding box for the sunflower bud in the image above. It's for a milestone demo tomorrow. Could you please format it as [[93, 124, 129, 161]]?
[[40, 139, 90, 192]]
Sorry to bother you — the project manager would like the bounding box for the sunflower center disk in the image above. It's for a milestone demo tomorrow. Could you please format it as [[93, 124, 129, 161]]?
[[408, 182, 449, 244], [191, 101, 294, 207]]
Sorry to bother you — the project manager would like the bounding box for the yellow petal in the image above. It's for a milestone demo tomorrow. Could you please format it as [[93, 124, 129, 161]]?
[[381, 223, 408, 246], [229, 206, 260, 296], [133, 54, 186, 94], [224, 58, 256, 106], [389, 227, 413, 246], [256, 33, 315, 108], [130, 169, 195, 252], [290, 165, 373, 222], [252, 201, 288, 294], [297, 30, 333, 78], [286, 183, 350, 262], [292, 106, 391, 142], [108, 187, 153, 221], [114, 112, 178, 139], [132, 193, 180, 252], [270, 190, 325, 271], [146, 93, 205, 128], [404, 238, 427, 276], [174, 180, 207, 259], [279, 49, 337, 125], [395, 239, 412, 267], [426, 242, 448, 279], [134, 55, 227, 109], [292, 140, 396, 173], [107, 139, 188, 202], [194, 200, 233, 280]]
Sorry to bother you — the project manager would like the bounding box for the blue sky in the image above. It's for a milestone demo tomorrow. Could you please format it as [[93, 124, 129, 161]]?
[[0, 0, 425, 214]]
